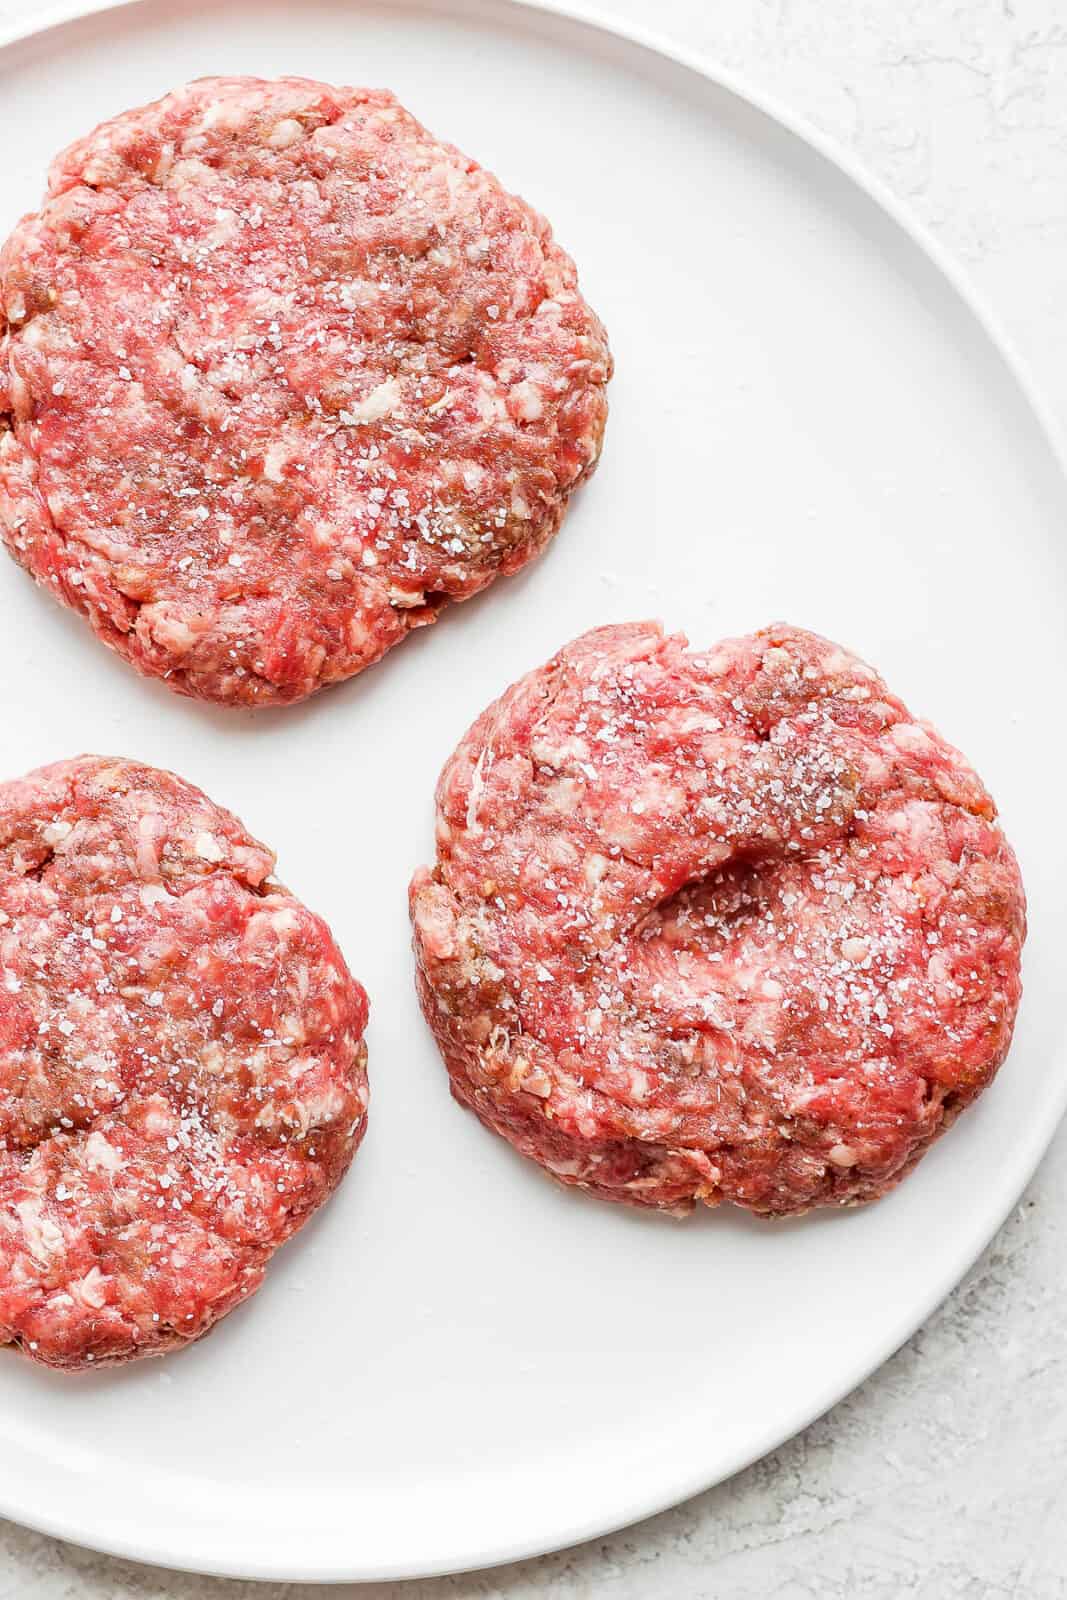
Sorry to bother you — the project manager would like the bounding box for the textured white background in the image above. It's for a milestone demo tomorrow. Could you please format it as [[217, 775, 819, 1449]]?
[[1, 2, 1066, 1596]]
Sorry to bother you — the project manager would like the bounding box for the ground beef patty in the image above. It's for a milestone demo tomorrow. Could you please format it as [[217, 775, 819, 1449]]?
[[0, 77, 611, 706], [0, 756, 368, 1367], [411, 623, 1025, 1217]]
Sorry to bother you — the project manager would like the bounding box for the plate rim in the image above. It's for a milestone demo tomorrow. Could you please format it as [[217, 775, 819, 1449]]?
[[0, 0, 1064, 1583]]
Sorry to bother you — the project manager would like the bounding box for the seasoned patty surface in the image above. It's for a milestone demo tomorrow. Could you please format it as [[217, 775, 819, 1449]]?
[[411, 623, 1026, 1217], [0, 76, 611, 706], [0, 756, 368, 1367]]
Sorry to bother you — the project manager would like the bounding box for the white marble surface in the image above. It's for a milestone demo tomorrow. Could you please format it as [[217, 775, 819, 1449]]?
[[0, 1, 1065, 1594]]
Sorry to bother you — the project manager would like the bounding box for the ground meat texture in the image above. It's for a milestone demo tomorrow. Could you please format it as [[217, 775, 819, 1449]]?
[[410, 623, 1026, 1217], [0, 77, 611, 707], [0, 757, 368, 1367]]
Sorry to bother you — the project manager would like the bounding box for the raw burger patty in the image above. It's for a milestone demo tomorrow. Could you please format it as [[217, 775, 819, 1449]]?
[[0, 77, 611, 706], [411, 623, 1025, 1217], [0, 756, 368, 1368]]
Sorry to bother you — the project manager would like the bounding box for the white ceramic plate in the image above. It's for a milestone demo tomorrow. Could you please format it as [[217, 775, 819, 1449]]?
[[0, 0, 1064, 1582]]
